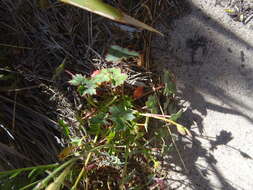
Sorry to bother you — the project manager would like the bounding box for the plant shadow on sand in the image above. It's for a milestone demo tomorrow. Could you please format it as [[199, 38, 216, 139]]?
[[153, 0, 253, 189]]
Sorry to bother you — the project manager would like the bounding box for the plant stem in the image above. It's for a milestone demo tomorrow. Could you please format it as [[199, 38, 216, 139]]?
[[85, 95, 97, 108], [140, 112, 187, 171], [120, 144, 129, 188], [84, 135, 99, 190], [34, 158, 78, 190], [140, 113, 181, 127], [104, 95, 118, 108], [71, 166, 85, 190], [71, 135, 99, 190], [20, 180, 41, 190]]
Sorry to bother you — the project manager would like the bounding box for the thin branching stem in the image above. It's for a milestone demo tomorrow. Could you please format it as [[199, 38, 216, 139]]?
[[71, 135, 99, 190], [150, 94, 188, 172], [140, 113, 181, 127]]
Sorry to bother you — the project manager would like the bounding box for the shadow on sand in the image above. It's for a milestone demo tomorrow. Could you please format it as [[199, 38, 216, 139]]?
[[153, 0, 253, 189]]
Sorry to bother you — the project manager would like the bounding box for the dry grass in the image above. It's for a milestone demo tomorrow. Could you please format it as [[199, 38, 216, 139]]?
[[0, 0, 181, 173]]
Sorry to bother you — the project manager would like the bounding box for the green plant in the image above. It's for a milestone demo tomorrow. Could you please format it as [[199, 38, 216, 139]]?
[[0, 67, 189, 189]]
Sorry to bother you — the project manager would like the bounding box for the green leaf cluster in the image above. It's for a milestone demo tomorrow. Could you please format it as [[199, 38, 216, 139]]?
[[1, 67, 188, 189], [69, 68, 127, 96]]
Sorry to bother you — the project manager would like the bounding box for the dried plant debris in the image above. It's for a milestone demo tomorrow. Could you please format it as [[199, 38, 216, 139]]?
[[223, 0, 253, 24], [0, 0, 158, 172]]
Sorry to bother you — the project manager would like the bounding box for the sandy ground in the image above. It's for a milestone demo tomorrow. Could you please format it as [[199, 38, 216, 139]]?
[[153, 0, 253, 189]]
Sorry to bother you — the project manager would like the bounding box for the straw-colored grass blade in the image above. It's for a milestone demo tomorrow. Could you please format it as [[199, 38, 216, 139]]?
[[59, 0, 163, 35], [45, 165, 72, 190]]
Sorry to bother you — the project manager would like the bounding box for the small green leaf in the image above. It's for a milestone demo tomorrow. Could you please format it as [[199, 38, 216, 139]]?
[[105, 45, 140, 63], [108, 68, 127, 87], [146, 95, 158, 114], [75, 78, 98, 96], [58, 120, 70, 137], [121, 96, 133, 108], [69, 74, 85, 86], [89, 112, 108, 135], [90, 112, 108, 126], [163, 71, 176, 96], [106, 131, 116, 142], [93, 67, 127, 87], [82, 79, 98, 95], [92, 70, 110, 84], [77, 85, 85, 96], [110, 105, 135, 121], [109, 104, 135, 130]]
